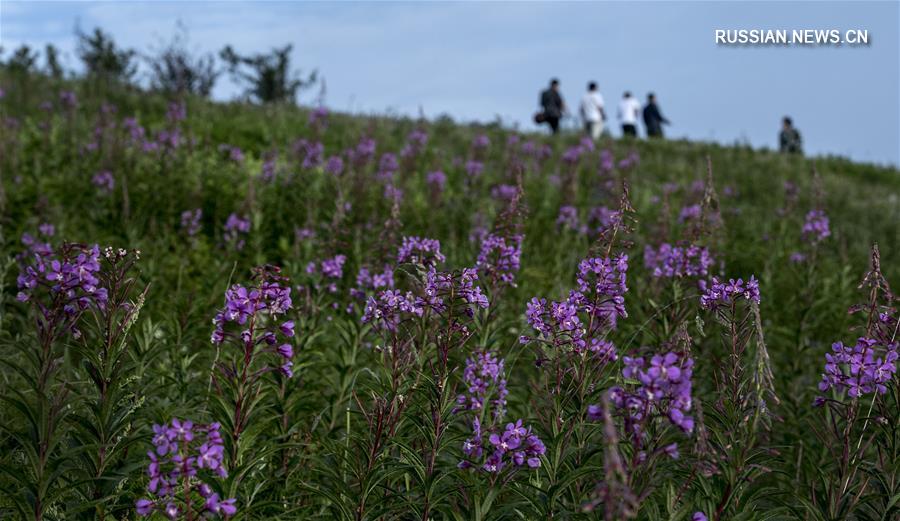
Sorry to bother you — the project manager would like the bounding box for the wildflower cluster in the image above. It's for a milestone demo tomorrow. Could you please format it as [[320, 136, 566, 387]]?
[[423, 267, 489, 315], [460, 418, 546, 473], [523, 255, 627, 355], [802, 209, 831, 244], [211, 266, 295, 377], [218, 144, 244, 163], [455, 350, 508, 416], [308, 106, 328, 128], [17, 243, 108, 338], [557, 205, 580, 232], [356, 265, 394, 292], [401, 128, 428, 158], [699, 276, 761, 310], [362, 290, 424, 333], [588, 206, 622, 236], [180, 209, 202, 237], [643, 243, 713, 278], [817, 337, 898, 399], [93, 170, 115, 194], [590, 351, 695, 453], [427, 170, 447, 192], [465, 160, 484, 178], [573, 255, 629, 327], [397, 236, 445, 267], [136, 419, 236, 519], [324, 155, 344, 176], [18, 224, 55, 261], [476, 233, 523, 288], [678, 204, 701, 222], [305, 254, 348, 294], [223, 213, 250, 251]]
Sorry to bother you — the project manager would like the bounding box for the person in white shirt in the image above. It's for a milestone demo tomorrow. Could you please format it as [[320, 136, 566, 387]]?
[[579, 82, 606, 140], [617, 91, 642, 137]]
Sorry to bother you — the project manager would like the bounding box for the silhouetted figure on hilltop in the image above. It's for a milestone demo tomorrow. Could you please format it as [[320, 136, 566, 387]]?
[[779, 117, 803, 154], [538, 78, 566, 135], [580, 81, 606, 140], [643, 92, 670, 138], [617, 91, 641, 138]]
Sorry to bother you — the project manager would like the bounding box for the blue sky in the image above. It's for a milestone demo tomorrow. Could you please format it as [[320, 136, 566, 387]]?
[[1, 1, 898, 166]]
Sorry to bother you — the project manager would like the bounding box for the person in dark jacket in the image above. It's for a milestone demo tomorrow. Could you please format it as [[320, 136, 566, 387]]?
[[779, 117, 803, 154], [539, 78, 566, 135], [642, 93, 670, 138]]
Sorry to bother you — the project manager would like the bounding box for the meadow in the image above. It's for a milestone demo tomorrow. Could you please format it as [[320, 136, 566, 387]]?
[[0, 71, 898, 520]]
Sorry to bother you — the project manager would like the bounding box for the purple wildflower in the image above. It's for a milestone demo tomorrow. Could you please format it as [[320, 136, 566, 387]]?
[[427, 170, 447, 191], [491, 184, 518, 201], [59, 90, 77, 110], [476, 233, 523, 288], [166, 100, 186, 123], [472, 134, 491, 149], [602, 351, 695, 434], [180, 209, 202, 237], [802, 210, 831, 244], [137, 420, 235, 518], [92, 171, 115, 194], [643, 243, 713, 278], [455, 350, 508, 416], [678, 204, 702, 222], [557, 205, 583, 233], [817, 337, 898, 399], [459, 420, 546, 474], [211, 266, 295, 376], [309, 106, 328, 127], [361, 289, 424, 332], [397, 236, 445, 267], [16, 244, 109, 340], [223, 213, 250, 251], [465, 160, 484, 178], [324, 155, 344, 176], [699, 276, 761, 310]]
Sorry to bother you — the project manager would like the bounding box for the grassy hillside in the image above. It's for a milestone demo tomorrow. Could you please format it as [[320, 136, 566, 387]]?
[[1, 73, 898, 520]]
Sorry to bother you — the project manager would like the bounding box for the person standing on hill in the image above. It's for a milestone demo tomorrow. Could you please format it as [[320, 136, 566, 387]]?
[[539, 78, 566, 135], [580, 81, 606, 141], [642, 92, 670, 138], [779, 117, 803, 154], [617, 91, 642, 137]]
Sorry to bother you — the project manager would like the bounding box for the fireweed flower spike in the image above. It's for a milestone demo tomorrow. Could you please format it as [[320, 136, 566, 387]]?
[[455, 351, 545, 473], [211, 266, 295, 377], [698, 275, 761, 310], [475, 233, 523, 288], [180, 209, 202, 238], [422, 266, 489, 316], [16, 243, 109, 338], [92, 170, 115, 194], [136, 419, 236, 519], [817, 337, 898, 399], [590, 351, 696, 463], [643, 243, 713, 278], [459, 419, 546, 473], [802, 209, 831, 244], [223, 213, 250, 251], [362, 289, 424, 333], [454, 350, 508, 416], [397, 236, 445, 267], [210, 265, 295, 463], [522, 254, 627, 358]]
